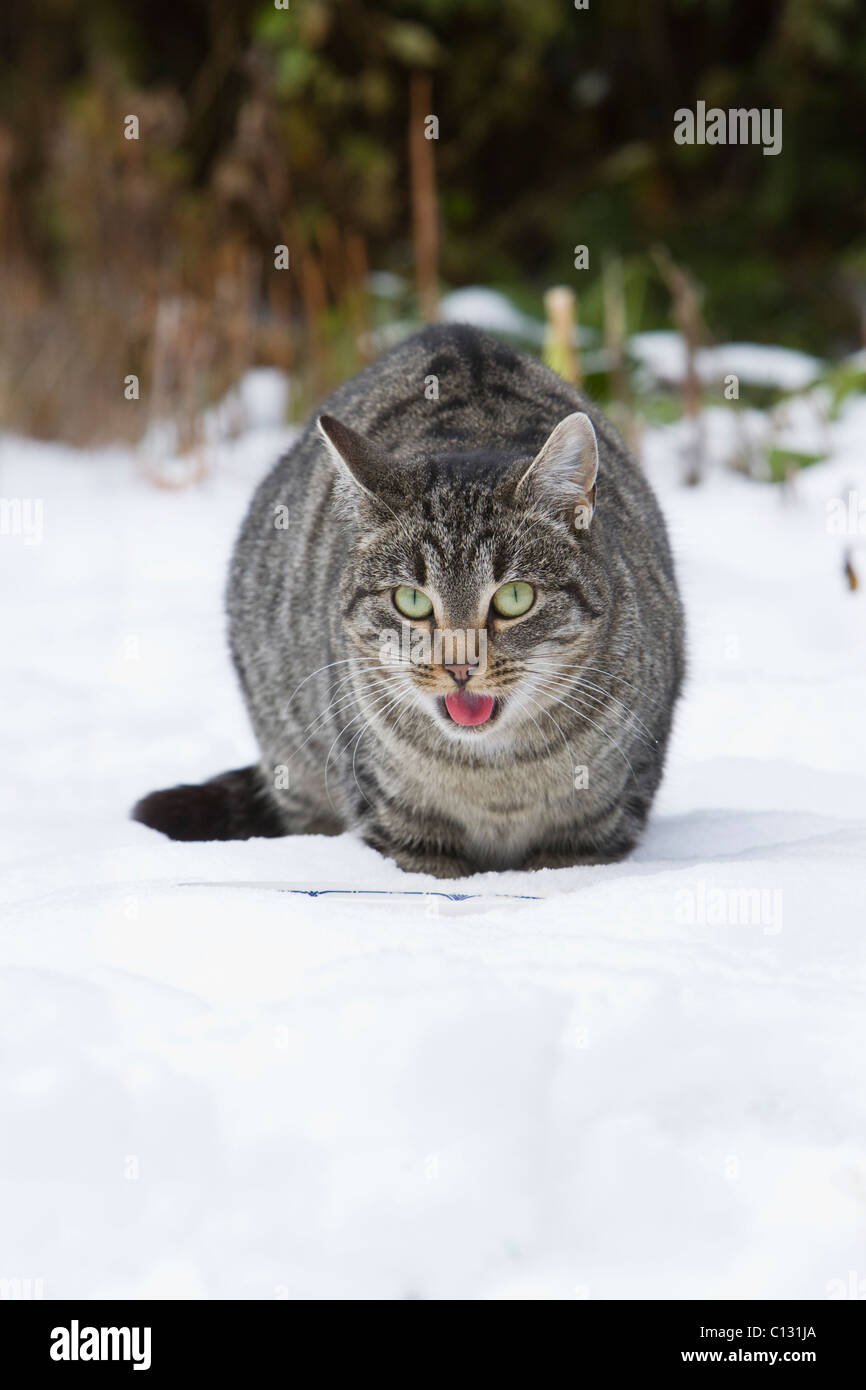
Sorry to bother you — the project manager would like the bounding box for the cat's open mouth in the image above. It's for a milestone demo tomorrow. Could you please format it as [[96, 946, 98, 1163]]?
[[439, 690, 501, 728]]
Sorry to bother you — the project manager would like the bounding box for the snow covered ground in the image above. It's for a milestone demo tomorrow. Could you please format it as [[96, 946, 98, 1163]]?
[[2, 375, 865, 1301]]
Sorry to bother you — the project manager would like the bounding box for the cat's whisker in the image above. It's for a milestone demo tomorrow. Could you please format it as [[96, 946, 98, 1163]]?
[[329, 685, 412, 811], [322, 680, 412, 808], [527, 657, 655, 721], [288, 665, 404, 760], [283, 659, 391, 752], [527, 658, 667, 711], [506, 689, 576, 793], [319, 681, 399, 764], [525, 663, 658, 745], [301, 659, 409, 725], [348, 687, 416, 808], [507, 690, 553, 762], [283, 655, 384, 714], [529, 672, 641, 742], [325, 678, 406, 757], [517, 691, 579, 795], [526, 678, 637, 781]]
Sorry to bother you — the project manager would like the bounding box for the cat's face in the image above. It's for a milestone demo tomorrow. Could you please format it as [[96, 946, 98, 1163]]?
[[319, 412, 603, 747]]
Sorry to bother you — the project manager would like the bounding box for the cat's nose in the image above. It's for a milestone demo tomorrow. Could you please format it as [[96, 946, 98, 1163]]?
[[444, 664, 476, 686]]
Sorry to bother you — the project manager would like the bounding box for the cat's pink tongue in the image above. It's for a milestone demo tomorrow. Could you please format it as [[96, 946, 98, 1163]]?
[[444, 690, 495, 726]]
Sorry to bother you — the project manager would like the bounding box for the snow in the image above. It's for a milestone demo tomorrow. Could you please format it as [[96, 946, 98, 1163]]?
[[439, 286, 546, 342], [700, 342, 823, 391], [2, 385, 866, 1301], [366, 270, 407, 301], [630, 331, 822, 391], [439, 286, 595, 347]]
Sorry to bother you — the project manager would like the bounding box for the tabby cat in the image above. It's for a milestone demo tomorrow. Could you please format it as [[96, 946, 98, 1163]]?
[[134, 324, 684, 876]]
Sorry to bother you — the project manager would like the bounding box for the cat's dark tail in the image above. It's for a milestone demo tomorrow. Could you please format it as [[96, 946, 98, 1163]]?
[[132, 765, 286, 842]]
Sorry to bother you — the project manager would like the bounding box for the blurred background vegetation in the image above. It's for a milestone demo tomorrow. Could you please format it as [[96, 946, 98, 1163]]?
[[1, 0, 865, 447]]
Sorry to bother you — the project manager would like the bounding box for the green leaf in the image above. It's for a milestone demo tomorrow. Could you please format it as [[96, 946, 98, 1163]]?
[[382, 21, 442, 67], [765, 446, 825, 483]]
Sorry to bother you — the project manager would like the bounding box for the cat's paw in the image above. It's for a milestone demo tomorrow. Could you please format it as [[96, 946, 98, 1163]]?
[[521, 842, 634, 871], [373, 843, 477, 879]]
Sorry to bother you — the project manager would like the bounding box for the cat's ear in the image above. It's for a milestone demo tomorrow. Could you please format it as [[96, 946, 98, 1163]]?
[[515, 412, 599, 531], [317, 414, 392, 501]]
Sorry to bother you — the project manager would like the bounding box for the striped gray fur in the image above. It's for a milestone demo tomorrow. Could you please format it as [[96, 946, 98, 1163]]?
[[136, 324, 684, 877]]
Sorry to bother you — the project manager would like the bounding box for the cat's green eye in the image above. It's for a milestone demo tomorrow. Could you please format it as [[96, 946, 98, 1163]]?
[[492, 581, 535, 618], [394, 585, 433, 619]]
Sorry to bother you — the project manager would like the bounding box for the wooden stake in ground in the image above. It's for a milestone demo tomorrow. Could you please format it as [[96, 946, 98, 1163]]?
[[652, 244, 705, 485], [140, 295, 210, 489], [344, 230, 372, 360], [844, 547, 859, 591], [298, 242, 327, 399], [602, 254, 640, 460], [409, 72, 439, 323], [543, 286, 581, 386]]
